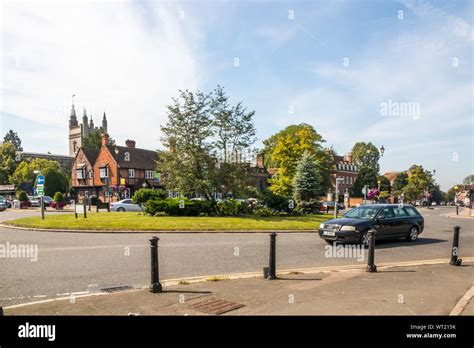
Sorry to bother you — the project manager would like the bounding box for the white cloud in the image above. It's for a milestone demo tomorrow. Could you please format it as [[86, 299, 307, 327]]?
[[1, 0, 203, 152]]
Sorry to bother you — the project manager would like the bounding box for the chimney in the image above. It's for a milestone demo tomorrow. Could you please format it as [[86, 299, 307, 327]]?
[[343, 152, 353, 163], [125, 139, 136, 148], [101, 133, 109, 146], [256, 153, 265, 167]]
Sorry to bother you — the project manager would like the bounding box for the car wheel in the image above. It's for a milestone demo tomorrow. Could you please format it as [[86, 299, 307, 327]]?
[[406, 226, 419, 242], [117, 207, 125, 212], [359, 230, 371, 248]]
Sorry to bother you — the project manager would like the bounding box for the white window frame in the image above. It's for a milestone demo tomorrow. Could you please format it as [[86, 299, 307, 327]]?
[[145, 170, 154, 179], [76, 168, 85, 179], [99, 167, 108, 178], [128, 169, 135, 178]]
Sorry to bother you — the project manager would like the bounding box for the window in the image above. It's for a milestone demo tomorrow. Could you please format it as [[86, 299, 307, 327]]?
[[99, 167, 108, 178], [128, 169, 135, 178], [76, 169, 85, 179], [378, 207, 395, 219], [393, 207, 408, 217], [145, 170, 154, 179], [350, 177, 353, 185], [123, 199, 132, 204], [404, 206, 420, 217], [88, 169, 93, 179]]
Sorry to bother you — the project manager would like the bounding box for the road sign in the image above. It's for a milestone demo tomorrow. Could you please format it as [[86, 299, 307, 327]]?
[[362, 185, 369, 195], [36, 187, 44, 197], [36, 175, 45, 186]]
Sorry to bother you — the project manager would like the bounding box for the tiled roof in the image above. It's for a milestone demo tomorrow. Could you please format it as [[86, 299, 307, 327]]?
[[81, 148, 100, 165], [106, 145, 159, 170]]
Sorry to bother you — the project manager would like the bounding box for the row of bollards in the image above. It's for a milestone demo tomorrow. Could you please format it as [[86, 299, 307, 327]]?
[[146, 225, 463, 291]]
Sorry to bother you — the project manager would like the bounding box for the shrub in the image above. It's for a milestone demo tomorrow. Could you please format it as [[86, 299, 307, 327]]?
[[132, 188, 167, 205], [259, 189, 292, 213], [144, 198, 216, 216], [18, 191, 28, 202], [53, 192, 65, 203], [295, 199, 321, 214], [253, 207, 275, 217], [216, 199, 240, 216], [145, 199, 168, 216]]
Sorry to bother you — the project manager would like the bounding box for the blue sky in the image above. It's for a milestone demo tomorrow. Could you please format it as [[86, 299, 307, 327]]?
[[1, 0, 473, 190]]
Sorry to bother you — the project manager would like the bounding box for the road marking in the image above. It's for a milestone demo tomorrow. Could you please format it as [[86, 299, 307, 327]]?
[[449, 285, 474, 316]]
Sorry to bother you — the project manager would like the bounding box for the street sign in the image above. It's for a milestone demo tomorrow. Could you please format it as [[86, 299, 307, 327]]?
[[362, 185, 369, 195], [36, 187, 44, 197], [36, 175, 45, 187]]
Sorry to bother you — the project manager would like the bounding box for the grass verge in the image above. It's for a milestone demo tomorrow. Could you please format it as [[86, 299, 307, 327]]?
[[6, 212, 333, 232]]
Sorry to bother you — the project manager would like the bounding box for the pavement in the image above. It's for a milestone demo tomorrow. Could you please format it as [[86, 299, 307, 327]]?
[[4, 260, 473, 315], [0, 206, 473, 309], [442, 207, 474, 219]]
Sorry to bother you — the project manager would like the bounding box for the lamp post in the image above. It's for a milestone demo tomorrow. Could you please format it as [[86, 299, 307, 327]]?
[[380, 145, 385, 157], [114, 147, 119, 202], [334, 177, 344, 219]]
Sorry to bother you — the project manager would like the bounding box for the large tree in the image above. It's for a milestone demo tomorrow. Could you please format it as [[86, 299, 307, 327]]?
[[82, 130, 115, 149], [351, 166, 378, 196], [351, 142, 380, 174], [462, 175, 474, 185], [402, 165, 434, 203], [392, 172, 408, 193], [160, 89, 216, 198], [292, 152, 323, 204], [264, 124, 330, 197], [0, 142, 18, 184], [11, 158, 68, 195], [377, 175, 391, 192], [210, 85, 256, 163], [3, 129, 23, 151]]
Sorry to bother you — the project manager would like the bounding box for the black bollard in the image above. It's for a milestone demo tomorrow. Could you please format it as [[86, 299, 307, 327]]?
[[366, 229, 377, 273], [449, 226, 462, 266], [149, 236, 163, 293], [267, 233, 277, 280], [456, 205, 458, 215], [83, 200, 87, 219]]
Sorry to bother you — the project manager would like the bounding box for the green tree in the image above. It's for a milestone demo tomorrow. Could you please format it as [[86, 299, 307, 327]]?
[[351, 142, 380, 174], [0, 142, 18, 184], [402, 165, 434, 203], [11, 159, 68, 194], [392, 172, 408, 193], [160, 89, 216, 199], [430, 184, 445, 204], [377, 175, 391, 192], [82, 130, 115, 149], [462, 175, 474, 185], [43, 167, 69, 196], [3, 129, 23, 151], [265, 124, 329, 197], [292, 152, 323, 204], [446, 185, 461, 202], [210, 85, 256, 163], [351, 166, 378, 196]]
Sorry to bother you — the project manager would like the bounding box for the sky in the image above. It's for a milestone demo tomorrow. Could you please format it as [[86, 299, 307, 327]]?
[[1, 0, 473, 190]]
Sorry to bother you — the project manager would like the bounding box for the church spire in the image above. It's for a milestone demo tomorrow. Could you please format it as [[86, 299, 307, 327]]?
[[69, 94, 78, 128], [102, 111, 108, 133]]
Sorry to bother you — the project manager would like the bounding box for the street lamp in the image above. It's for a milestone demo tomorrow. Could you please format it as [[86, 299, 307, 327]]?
[[433, 169, 436, 176], [334, 177, 344, 219], [380, 145, 385, 157]]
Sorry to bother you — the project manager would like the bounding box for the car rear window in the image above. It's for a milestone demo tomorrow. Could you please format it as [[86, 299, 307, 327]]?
[[404, 206, 419, 217]]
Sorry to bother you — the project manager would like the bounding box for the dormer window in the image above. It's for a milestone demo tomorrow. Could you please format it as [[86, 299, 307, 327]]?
[[99, 167, 109, 178]]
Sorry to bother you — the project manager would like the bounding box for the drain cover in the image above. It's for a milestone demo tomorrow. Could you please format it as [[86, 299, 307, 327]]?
[[189, 298, 244, 315], [99, 285, 134, 293]]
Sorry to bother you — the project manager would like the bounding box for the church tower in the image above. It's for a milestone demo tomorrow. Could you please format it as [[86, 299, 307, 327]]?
[[68, 100, 83, 156], [102, 112, 108, 134]]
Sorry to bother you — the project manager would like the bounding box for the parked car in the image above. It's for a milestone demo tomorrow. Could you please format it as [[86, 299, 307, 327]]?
[[0, 202, 6, 211], [28, 196, 40, 207], [42, 196, 54, 207], [111, 199, 144, 212], [320, 201, 345, 212], [318, 204, 424, 246], [0, 196, 10, 208]]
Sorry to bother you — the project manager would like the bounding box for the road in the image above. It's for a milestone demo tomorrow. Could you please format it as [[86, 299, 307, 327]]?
[[0, 206, 472, 307]]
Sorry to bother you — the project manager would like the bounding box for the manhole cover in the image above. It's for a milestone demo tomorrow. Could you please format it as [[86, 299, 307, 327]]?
[[189, 298, 244, 315], [99, 285, 134, 293]]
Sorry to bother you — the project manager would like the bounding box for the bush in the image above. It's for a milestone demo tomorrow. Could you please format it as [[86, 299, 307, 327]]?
[[216, 199, 240, 216], [145, 198, 216, 216], [253, 207, 275, 217], [53, 192, 65, 203], [295, 199, 321, 214], [18, 191, 28, 202], [259, 189, 292, 213], [132, 188, 168, 205], [145, 199, 168, 216]]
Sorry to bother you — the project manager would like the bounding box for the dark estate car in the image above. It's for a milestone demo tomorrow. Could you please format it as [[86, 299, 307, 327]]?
[[318, 204, 424, 246]]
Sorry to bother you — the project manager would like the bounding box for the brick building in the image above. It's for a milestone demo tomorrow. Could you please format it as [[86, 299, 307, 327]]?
[[71, 134, 160, 202], [329, 152, 358, 197]]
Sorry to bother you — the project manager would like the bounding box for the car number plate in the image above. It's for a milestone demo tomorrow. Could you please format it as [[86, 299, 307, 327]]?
[[323, 231, 335, 236]]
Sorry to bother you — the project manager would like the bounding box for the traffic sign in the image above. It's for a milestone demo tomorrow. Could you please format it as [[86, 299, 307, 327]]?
[[362, 185, 369, 195], [36, 175, 45, 187], [36, 187, 44, 197]]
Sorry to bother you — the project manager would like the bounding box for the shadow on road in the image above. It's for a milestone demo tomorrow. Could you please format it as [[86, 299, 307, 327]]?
[[374, 237, 447, 250]]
